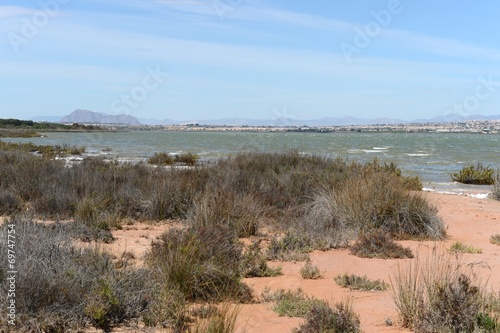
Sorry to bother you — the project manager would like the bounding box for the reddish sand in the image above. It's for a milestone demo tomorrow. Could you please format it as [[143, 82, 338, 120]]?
[[81, 192, 500, 332]]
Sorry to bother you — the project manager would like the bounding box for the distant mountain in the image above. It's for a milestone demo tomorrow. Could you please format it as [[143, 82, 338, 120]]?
[[60, 109, 141, 125], [413, 113, 500, 124]]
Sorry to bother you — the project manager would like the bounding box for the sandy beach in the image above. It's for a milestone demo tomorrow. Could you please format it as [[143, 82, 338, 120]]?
[[92, 191, 500, 333]]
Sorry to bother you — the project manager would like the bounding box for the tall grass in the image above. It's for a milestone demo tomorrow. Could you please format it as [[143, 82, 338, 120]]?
[[391, 245, 499, 332]]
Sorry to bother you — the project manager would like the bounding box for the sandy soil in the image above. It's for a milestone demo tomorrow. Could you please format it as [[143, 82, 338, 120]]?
[[91, 192, 500, 332]]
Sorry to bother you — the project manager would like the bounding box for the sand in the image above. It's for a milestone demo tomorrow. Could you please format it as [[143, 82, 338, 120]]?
[[87, 192, 500, 332]]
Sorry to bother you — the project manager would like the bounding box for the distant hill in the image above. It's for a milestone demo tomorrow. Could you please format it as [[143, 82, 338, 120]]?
[[60, 109, 141, 125]]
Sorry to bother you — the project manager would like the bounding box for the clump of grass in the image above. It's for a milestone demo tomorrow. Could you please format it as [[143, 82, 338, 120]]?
[[334, 273, 389, 291], [292, 299, 361, 333], [190, 304, 240, 333], [350, 230, 414, 259], [391, 245, 500, 332], [266, 231, 313, 262], [300, 259, 323, 279], [176, 152, 199, 166], [148, 152, 174, 165], [448, 241, 482, 254], [261, 288, 323, 317], [146, 224, 252, 302], [490, 233, 500, 245], [240, 241, 282, 278], [451, 163, 495, 185]]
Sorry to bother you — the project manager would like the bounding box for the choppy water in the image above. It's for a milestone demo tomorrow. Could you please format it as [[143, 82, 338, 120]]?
[[4, 131, 499, 196]]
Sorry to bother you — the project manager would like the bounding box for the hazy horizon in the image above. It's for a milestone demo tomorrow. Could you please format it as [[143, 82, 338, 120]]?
[[2, 1, 500, 121]]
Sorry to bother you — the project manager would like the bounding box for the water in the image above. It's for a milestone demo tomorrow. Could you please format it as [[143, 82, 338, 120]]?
[[3, 131, 499, 195]]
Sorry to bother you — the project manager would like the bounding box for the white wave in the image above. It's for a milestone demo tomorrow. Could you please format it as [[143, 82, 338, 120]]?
[[467, 193, 489, 199], [406, 153, 430, 157], [373, 147, 389, 150], [362, 149, 384, 153]]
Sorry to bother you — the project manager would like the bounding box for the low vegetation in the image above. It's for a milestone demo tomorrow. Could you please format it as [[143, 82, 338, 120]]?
[[0, 144, 450, 331], [491, 233, 500, 245], [490, 170, 500, 201], [448, 241, 483, 254], [300, 259, 323, 279], [391, 246, 500, 332], [261, 288, 323, 318], [350, 230, 414, 259], [148, 152, 199, 166], [292, 300, 361, 333], [334, 274, 389, 291], [451, 163, 495, 185]]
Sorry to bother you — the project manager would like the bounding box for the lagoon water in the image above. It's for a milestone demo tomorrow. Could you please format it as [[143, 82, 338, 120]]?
[[5, 131, 499, 195]]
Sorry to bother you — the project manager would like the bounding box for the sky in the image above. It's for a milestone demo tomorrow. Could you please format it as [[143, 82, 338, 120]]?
[[1, 0, 500, 122]]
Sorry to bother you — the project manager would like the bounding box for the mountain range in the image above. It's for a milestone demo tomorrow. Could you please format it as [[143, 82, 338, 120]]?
[[34, 109, 500, 126]]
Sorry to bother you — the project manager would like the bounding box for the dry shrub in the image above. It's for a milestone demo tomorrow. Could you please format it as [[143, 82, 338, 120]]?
[[300, 259, 323, 280], [350, 230, 414, 259], [292, 299, 360, 333], [190, 303, 240, 333], [0, 215, 148, 332], [190, 189, 263, 237], [240, 240, 282, 278], [147, 224, 252, 303], [391, 245, 499, 332]]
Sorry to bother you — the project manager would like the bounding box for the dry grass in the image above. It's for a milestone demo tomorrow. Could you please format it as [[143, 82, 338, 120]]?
[[350, 230, 414, 259], [334, 274, 389, 291], [391, 245, 500, 332], [300, 259, 323, 279]]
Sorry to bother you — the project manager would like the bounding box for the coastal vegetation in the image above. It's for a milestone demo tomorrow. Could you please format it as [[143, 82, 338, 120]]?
[[334, 274, 389, 291], [451, 163, 495, 185], [490, 170, 500, 201], [0, 141, 459, 332]]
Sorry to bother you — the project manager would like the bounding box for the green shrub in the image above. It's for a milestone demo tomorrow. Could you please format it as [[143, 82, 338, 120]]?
[[350, 230, 414, 259], [267, 231, 313, 261], [292, 299, 361, 333], [261, 288, 322, 318], [240, 241, 282, 278], [147, 224, 252, 302], [451, 163, 495, 185], [148, 152, 174, 165], [300, 259, 323, 279], [176, 152, 199, 166], [448, 241, 482, 254], [334, 273, 389, 291]]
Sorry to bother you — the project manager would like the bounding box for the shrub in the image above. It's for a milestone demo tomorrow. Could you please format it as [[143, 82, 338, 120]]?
[[350, 230, 414, 259], [261, 288, 322, 318], [148, 152, 174, 165], [240, 241, 282, 278], [448, 241, 482, 254], [147, 224, 252, 302], [292, 299, 361, 333], [190, 189, 263, 238], [266, 231, 313, 261], [451, 163, 495, 185], [490, 233, 500, 245], [300, 259, 323, 279], [391, 246, 500, 332], [190, 304, 240, 333], [334, 273, 389, 291], [176, 152, 199, 166], [0, 216, 148, 332]]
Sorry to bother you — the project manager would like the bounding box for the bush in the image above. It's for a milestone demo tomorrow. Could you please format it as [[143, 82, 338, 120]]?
[[490, 233, 500, 245], [448, 241, 482, 254], [451, 163, 495, 185], [176, 152, 199, 166], [292, 299, 361, 333], [300, 259, 323, 279], [391, 246, 500, 332], [267, 231, 313, 261], [240, 241, 282, 278], [190, 304, 240, 333], [0, 216, 148, 332], [261, 288, 322, 318], [147, 224, 252, 302], [148, 152, 174, 165], [350, 230, 414, 259], [334, 273, 389, 291]]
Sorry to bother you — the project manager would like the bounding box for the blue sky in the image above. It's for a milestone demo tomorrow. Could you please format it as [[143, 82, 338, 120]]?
[[1, 0, 500, 121]]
